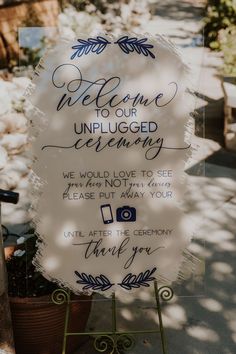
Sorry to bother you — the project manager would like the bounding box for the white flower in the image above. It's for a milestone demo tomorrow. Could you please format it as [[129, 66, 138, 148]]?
[[58, 5, 102, 37], [0, 146, 8, 170], [17, 236, 25, 245], [58, 13, 71, 27], [0, 80, 12, 115], [14, 249, 26, 257], [0, 132, 27, 151], [59, 27, 76, 41]]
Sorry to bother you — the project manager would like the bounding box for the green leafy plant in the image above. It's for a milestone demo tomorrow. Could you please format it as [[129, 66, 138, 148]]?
[[5, 229, 57, 298], [219, 25, 236, 75], [204, 0, 236, 49]]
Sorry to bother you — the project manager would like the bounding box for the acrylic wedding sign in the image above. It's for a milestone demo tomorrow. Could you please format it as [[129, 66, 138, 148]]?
[[28, 34, 194, 296]]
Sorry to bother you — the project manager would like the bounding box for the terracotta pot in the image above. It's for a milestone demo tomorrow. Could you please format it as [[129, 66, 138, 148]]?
[[4, 246, 16, 260], [10, 293, 92, 354]]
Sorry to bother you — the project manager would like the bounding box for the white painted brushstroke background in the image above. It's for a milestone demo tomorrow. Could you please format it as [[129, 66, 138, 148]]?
[[28, 34, 195, 297]]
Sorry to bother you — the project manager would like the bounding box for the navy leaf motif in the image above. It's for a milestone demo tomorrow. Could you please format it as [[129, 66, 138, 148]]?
[[71, 36, 111, 59], [115, 36, 155, 59], [75, 271, 114, 291], [118, 267, 157, 290]]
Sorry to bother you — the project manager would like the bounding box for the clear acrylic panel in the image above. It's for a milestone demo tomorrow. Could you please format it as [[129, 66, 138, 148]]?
[[17, 27, 58, 77], [14, 26, 206, 299]]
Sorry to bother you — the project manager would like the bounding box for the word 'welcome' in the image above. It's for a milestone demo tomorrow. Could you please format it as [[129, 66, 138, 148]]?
[[52, 64, 178, 111]]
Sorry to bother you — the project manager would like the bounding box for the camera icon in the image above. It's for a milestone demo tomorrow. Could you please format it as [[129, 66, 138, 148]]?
[[116, 206, 136, 222]]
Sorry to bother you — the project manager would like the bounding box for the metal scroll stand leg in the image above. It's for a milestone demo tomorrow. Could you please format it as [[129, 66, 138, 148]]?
[[54, 281, 174, 354], [51, 288, 71, 354], [154, 281, 171, 354], [0, 189, 19, 354]]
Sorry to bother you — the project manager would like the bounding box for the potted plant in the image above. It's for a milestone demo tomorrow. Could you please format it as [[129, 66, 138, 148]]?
[[4, 226, 92, 354]]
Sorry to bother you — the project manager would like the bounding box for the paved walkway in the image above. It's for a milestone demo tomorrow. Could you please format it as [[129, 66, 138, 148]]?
[[79, 1, 236, 354]]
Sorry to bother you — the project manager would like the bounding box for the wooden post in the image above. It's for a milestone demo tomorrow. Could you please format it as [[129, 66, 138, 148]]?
[[0, 190, 19, 354]]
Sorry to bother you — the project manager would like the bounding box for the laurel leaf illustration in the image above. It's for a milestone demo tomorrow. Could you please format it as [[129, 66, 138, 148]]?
[[75, 271, 114, 291], [118, 267, 157, 290], [71, 36, 111, 59], [115, 36, 155, 59]]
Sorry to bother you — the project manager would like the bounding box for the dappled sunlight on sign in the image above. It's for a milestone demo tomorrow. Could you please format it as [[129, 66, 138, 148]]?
[[43, 256, 60, 272], [198, 298, 223, 312], [186, 326, 219, 342], [120, 308, 134, 322], [211, 262, 233, 275], [28, 34, 196, 297]]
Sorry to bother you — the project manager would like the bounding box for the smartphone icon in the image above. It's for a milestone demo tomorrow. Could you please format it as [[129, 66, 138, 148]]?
[[100, 204, 113, 224]]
